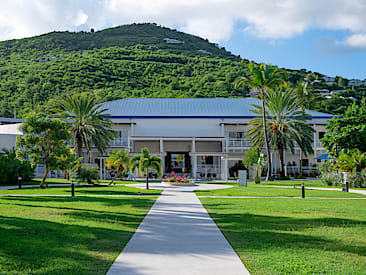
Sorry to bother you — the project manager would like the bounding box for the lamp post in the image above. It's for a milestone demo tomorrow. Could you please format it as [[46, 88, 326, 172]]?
[[301, 183, 305, 198], [18, 176, 22, 189]]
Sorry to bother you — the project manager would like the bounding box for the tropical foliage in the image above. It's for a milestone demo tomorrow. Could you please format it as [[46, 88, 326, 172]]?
[[106, 149, 132, 184], [55, 94, 116, 159], [235, 62, 288, 180], [318, 161, 343, 186], [247, 89, 314, 177], [16, 113, 71, 188], [130, 147, 162, 189], [0, 148, 34, 185], [334, 149, 366, 187], [321, 99, 366, 157]]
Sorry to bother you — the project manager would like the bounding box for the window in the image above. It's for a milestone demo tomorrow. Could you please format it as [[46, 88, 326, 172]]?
[[228, 131, 244, 139], [201, 156, 213, 165]]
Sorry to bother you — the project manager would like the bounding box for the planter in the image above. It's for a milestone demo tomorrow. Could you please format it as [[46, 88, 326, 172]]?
[[161, 181, 195, 186]]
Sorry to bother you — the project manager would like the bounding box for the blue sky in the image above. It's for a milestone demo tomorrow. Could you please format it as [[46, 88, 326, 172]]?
[[1, 0, 365, 79], [222, 23, 366, 79]]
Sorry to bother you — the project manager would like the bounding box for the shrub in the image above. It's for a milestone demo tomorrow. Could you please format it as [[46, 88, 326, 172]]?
[[75, 167, 100, 185], [318, 161, 343, 186], [0, 148, 34, 185]]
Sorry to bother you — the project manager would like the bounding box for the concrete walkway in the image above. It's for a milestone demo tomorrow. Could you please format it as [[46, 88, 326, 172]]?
[[107, 185, 250, 275]]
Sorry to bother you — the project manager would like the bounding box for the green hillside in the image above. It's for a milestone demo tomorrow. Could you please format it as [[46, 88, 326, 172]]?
[[0, 23, 364, 117]]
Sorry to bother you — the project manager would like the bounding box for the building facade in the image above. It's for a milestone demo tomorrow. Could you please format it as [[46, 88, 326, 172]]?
[[79, 98, 334, 181]]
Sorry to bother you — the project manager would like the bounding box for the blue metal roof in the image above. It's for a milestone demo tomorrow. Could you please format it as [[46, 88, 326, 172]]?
[[101, 98, 335, 119], [0, 117, 25, 123]]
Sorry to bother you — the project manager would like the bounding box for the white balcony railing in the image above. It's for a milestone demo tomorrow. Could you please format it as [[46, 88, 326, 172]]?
[[109, 138, 128, 147], [225, 138, 251, 148]]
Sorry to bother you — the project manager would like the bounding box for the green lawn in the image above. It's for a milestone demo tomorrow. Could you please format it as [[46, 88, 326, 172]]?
[[0, 185, 162, 196], [200, 198, 366, 274], [0, 196, 157, 274], [195, 185, 365, 197]]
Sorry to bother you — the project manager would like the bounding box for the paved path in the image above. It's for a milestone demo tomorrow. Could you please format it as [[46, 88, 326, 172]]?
[[107, 184, 249, 275]]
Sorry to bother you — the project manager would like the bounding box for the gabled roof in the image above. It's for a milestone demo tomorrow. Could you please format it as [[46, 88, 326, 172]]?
[[101, 98, 335, 119], [0, 117, 25, 124]]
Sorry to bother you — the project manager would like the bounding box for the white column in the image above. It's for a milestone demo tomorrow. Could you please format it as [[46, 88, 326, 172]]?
[[99, 158, 103, 179], [160, 138, 164, 152], [192, 137, 196, 152], [223, 159, 228, 181], [192, 155, 197, 180], [313, 124, 317, 159], [102, 159, 106, 180]]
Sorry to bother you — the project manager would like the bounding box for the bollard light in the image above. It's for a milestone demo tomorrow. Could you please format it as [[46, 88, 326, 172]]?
[[301, 183, 305, 199], [18, 176, 22, 189]]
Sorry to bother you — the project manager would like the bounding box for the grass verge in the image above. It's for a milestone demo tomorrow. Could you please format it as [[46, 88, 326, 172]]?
[[200, 198, 366, 274], [195, 185, 365, 197]]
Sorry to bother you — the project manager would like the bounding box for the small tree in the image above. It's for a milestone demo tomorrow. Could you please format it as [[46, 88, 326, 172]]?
[[106, 149, 132, 185], [16, 113, 71, 188], [58, 148, 83, 181], [242, 147, 266, 184], [130, 148, 162, 189], [322, 99, 366, 157]]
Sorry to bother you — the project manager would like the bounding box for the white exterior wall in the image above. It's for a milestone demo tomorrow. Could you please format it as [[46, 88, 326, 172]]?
[[0, 134, 18, 150]]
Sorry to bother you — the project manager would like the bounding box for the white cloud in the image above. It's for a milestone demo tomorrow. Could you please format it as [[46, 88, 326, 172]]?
[[0, 0, 366, 50], [341, 33, 366, 49]]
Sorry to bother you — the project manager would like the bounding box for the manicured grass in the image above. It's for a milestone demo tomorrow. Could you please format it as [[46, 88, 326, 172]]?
[[195, 185, 365, 197], [0, 185, 162, 196], [0, 196, 157, 274], [200, 198, 366, 274]]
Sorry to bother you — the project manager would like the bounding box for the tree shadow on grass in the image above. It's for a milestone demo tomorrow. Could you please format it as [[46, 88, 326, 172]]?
[[0, 215, 147, 275], [204, 206, 366, 257], [0, 195, 157, 209]]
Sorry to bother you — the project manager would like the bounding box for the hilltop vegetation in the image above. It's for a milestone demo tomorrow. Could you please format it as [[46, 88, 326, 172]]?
[[0, 23, 364, 117]]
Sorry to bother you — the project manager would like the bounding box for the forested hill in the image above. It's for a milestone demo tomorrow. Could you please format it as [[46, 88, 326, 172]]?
[[0, 23, 364, 117], [0, 23, 234, 60]]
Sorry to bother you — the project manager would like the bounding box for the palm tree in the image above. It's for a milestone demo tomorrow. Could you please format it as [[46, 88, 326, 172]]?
[[55, 94, 117, 159], [58, 148, 83, 181], [235, 62, 288, 180], [130, 148, 162, 189], [246, 89, 314, 177], [106, 149, 132, 185]]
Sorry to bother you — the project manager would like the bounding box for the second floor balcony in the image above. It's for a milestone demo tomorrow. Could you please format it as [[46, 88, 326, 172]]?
[[109, 137, 129, 147]]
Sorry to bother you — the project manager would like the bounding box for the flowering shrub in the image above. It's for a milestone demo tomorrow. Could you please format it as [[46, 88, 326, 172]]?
[[162, 171, 191, 183]]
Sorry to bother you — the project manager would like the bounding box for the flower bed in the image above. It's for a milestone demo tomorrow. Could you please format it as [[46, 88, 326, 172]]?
[[161, 172, 195, 186]]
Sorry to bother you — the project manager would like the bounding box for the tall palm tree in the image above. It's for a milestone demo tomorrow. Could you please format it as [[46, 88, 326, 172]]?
[[130, 147, 162, 190], [55, 94, 117, 160], [235, 62, 288, 180], [246, 89, 314, 177], [106, 149, 131, 185]]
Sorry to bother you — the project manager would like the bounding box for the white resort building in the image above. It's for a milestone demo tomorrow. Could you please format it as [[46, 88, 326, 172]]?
[[0, 98, 335, 180], [87, 98, 334, 181]]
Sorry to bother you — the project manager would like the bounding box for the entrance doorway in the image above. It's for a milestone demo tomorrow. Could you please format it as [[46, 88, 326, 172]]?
[[165, 152, 191, 174]]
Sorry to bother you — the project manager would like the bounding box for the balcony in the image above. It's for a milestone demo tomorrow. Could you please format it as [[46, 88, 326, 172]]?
[[109, 138, 129, 147]]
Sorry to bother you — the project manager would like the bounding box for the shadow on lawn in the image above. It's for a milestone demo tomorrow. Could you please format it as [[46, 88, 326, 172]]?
[[205, 206, 366, 257], [0, 214, 143, 275]]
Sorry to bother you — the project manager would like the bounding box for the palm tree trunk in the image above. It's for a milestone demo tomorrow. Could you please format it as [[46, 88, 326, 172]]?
[[41, 164, 49, 189], [261, 88, 272, 181], [146, 169, 149, 190], [110, 167, 120, 185], [279, 148, 285, 177], [299, 150, 303, 177], [77, 138, 83, 159]]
